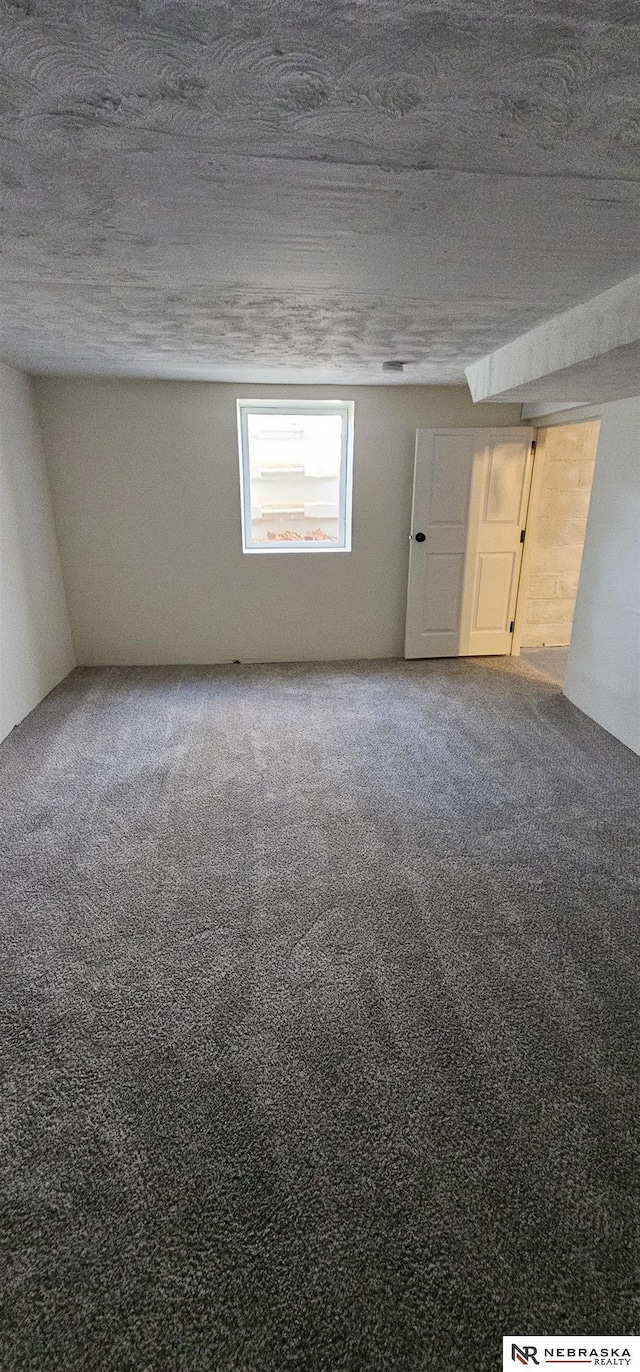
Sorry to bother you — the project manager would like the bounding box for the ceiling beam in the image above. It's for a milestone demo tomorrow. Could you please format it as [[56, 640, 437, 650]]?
[[465, 272, 640, 404]]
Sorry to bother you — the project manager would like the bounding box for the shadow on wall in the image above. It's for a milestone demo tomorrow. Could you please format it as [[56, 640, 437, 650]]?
[[0, 364, 74, 742]]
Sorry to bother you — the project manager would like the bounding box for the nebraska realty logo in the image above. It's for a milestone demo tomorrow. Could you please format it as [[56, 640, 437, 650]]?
[[503, 1338, 640, 1369]]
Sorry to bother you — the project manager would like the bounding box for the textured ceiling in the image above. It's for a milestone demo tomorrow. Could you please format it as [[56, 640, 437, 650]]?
[[1, 0, 639, 381]]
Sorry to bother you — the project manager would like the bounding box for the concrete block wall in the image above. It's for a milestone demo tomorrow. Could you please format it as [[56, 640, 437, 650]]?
[[518, 421, 599, 648]]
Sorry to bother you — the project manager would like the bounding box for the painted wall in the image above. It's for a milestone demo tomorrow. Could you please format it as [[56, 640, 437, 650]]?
[[518, 421, 599, 648], [0, 363, 74, 744], [34, 380, 520, 666], [563, 396, 640, 755]]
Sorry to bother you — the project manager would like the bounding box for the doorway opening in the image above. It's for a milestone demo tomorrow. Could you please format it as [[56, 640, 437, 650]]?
[[511, 420, 601, 687]]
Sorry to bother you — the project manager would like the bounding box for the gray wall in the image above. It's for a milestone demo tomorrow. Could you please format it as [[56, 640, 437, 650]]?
[[0, 363, 74, 743], [564, 395, 640, 755], [35, 380, 520, 666]]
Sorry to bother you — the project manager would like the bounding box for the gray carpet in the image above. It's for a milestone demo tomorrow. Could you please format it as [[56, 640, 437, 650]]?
[[1, 658, 638, 1372], [520, 647, 570, 688]]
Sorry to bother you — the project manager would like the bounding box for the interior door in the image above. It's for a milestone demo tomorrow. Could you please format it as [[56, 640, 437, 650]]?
[[404, 430, 475, 658], [404, 427, 535, 659]]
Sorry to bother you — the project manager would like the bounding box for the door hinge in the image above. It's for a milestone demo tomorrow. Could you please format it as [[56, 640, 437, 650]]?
[[520, 528, 526, 543], [509, 621, 514, 634], [531, 439, 537, 457]]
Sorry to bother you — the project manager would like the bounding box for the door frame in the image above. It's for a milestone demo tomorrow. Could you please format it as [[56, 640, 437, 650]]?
[[510, 427, 544, 657]]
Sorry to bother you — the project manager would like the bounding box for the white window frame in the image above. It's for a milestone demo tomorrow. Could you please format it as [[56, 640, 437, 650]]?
[[236, 399, 354, 554]]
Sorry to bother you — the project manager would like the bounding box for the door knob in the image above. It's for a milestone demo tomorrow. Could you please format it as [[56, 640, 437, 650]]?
[[415, 532, 426, 542]]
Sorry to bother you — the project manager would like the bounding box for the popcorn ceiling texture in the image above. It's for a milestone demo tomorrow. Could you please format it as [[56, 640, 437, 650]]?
[[0, 657, 639, 1369], [0, 0, 639, 379]]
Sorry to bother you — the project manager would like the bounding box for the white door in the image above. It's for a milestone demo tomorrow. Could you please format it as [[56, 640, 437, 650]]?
[[404, 427, 535, 659]]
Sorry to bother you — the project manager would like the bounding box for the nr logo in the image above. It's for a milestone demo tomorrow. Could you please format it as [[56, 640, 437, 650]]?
[[512, 1347, 539, 1366]]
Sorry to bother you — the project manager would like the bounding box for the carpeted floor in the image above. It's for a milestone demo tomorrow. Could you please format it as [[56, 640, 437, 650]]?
[[520, 646, 570, 688], [1, 658, 639, 1371]]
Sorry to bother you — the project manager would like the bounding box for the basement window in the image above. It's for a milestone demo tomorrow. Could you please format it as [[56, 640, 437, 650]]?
[[237, 400, 354, 553]]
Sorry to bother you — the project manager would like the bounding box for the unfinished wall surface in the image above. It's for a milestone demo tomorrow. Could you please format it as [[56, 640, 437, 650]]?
[[564, 398, 640, 755], [0, 364, 74, 744], [34, 380, 520, 666], [517, 421, 599, 648]]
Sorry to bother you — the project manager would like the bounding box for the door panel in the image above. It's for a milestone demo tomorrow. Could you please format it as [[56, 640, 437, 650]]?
[[421, 554, 464, 633], [473, 552, 516, 631], [484, 440, 531, 523], [429, 438, 471, 524], [405, 427, 534, 659]]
